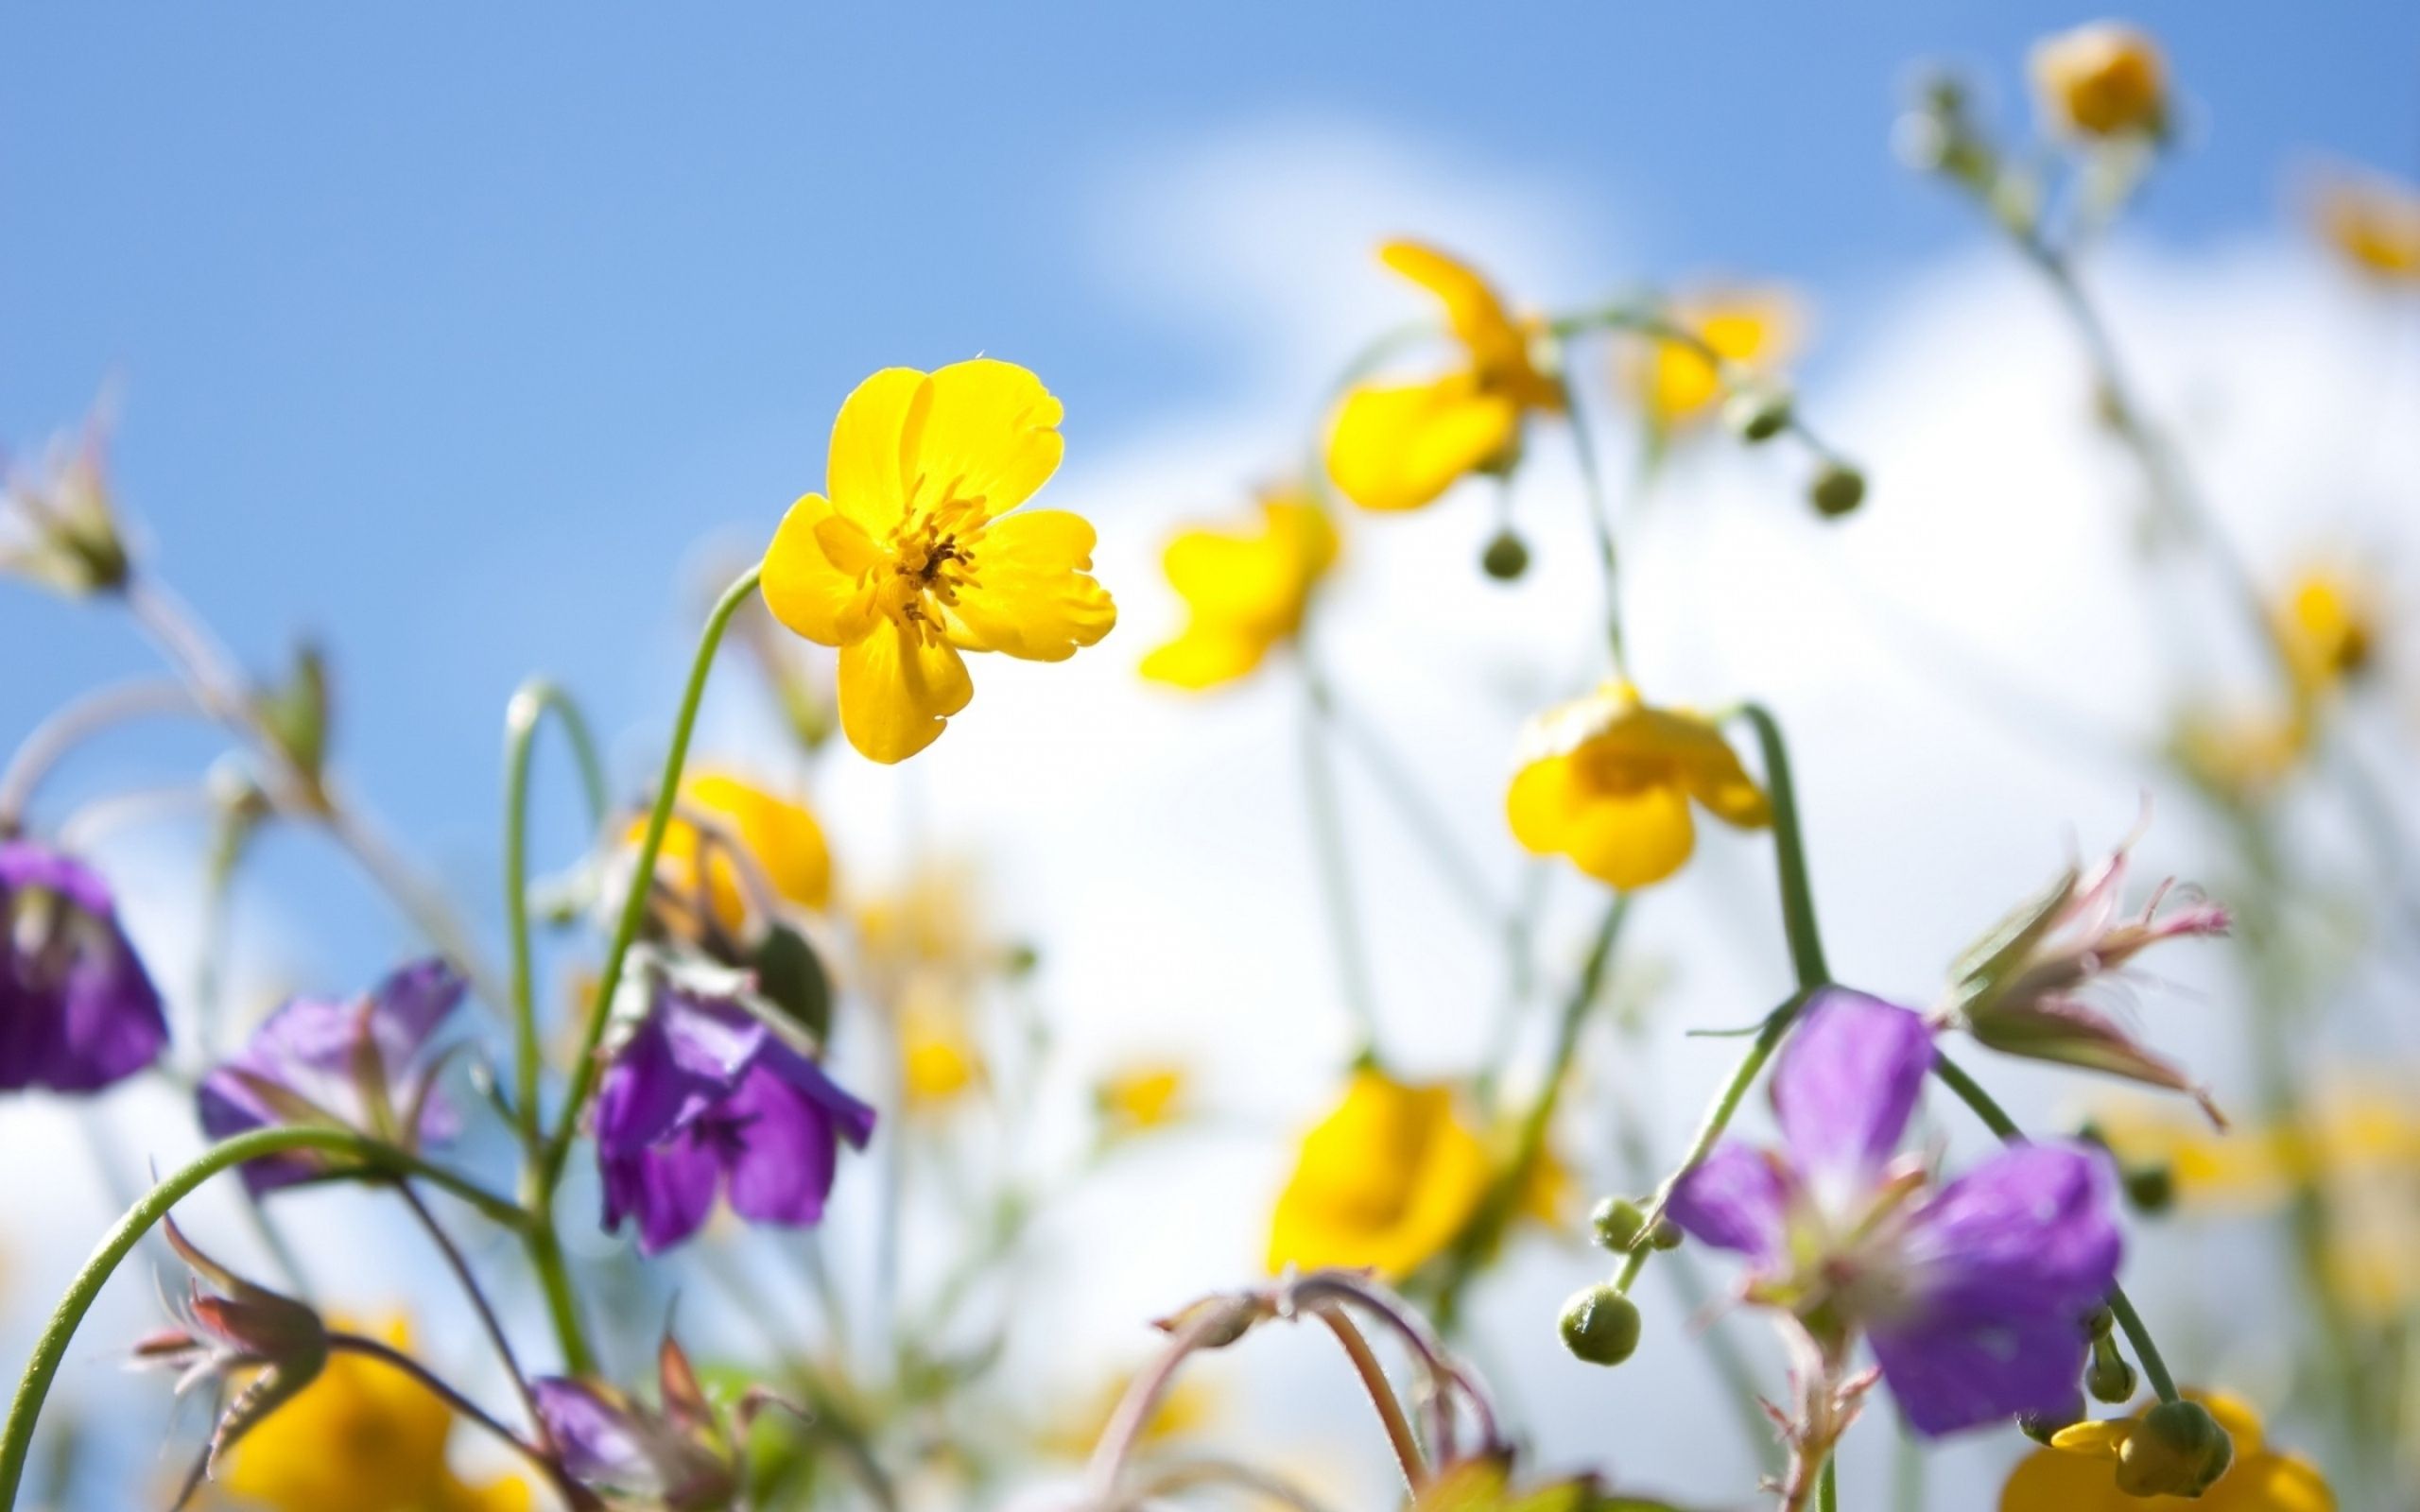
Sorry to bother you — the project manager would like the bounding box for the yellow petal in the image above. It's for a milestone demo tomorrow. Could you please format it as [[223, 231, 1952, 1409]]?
[[2220, 1453, 2337, 1512], [1140, 623, 1274, 691], [1999, 1443, 2127, 1511], [838, 620, 975, 764], [1325, 375, 1519, 513], [685, 772, 832, 912], [1163, 524, 1300, 623], [1267, 1071, 1490, 1280], [826, 367, 926, 531], [763, 493, 880, 647], [1508, 751, 1696, 889], [1657, 713, 1772, 829], [904, 358, 1064, 519], [1380, 239, 1523, 366], [949, 508, 1116, 662], [2049, 1419, 2135, 1460]]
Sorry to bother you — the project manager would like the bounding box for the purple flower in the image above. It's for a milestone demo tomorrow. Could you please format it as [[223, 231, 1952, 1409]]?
[[532, 1335, 762, 1512], [595, 973, 874, 1255], [197, 957, 467, 1194], [0, 840, 167, 1092], [1667, 988, 2121, 1437]]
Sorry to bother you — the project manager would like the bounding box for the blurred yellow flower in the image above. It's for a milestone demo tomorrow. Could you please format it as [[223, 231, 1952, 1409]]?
[[2312, 166, 2420, 283], [1140, 490, 1338, 690], [219, 1315, 529, 1512], [1035, 1372, 1217, 1459], [1632, 288, 1799, 429], [902, 1007, 983, 1108], [638, 770, 832, 936], [2003, 1392, 2333, 1511], [2275, 567, 2379, 696], [856, 859, 1012, 1109], [2031, 22, 2169, 140], [2173, 704, 2309, 805], [1507, 684, 1769, 890], [762, 359, 1116, 764], [1098, 1062, 1189, 1133], [1268, 1068, 1492, 1280], [1325, 241, 1564, 513]]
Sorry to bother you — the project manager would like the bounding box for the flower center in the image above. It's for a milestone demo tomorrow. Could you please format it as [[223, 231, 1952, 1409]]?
[[879, 476, 987, 645]]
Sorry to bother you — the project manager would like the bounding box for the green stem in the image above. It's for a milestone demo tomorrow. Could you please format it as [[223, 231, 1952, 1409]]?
[[1737, 703, 1830, 988], [0, 1126, 414, 1504], [1556, 375, 1629, 677], [1819, 1456, 1840, 1512], [502, 679, 610, 1157], [1298, 656, 1382, 1062], [1928, 1049, 2180, 1404]]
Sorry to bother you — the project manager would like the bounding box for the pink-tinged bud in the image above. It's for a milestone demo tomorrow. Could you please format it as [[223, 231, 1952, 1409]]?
[[1941, 833, 2229, 1125], [136, 1219, 329, 1506], [532, 1333, 782, 1512]]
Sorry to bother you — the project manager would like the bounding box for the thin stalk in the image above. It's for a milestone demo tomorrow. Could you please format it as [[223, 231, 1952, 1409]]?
[[1557, 375, 1629, 676], [394, 1181, 543, 1435], [1819, 1456, 1840, 1512], [1314, 1307, 1425, 1494], [1321, 685, 1511, 931], [321, 1331, 575, 1502], [1298, 657, 1381, 1061], [1928, 1049, 2179, 1404], [502, 679, 611, 1158], [0, 677, 198, 825]]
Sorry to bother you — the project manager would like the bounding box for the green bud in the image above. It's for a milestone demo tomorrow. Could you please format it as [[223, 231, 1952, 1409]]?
[[1556, 1285, 1641, 1367], [2083, 1304, 2115, 1339], [2086, 1349, 2138, 1404], [1588, 1196, 1678, 1252], [1479, 528, 1530, 582], [2117, 1400, 2234, 1498], [2124, 1164, 2176, 1214], [1809, 462, 1866, 519], [2017, 1393, 2087, 1445], [1723, 387, 1793, 443]]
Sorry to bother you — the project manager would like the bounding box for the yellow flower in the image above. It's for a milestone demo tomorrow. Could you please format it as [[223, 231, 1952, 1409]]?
[[1098, 1062, 1189, 1133], [2313, 166, 2420, 283], [637, 770, 832, 936], [1324, 241, 1564, 513], [1140, 490, 1338, 690], [1632, 288, 1799, 429], [855, 859, 1009, 1109], [902, 1005, 983, 1108], [2173, 703, 2310, 805], [218, 1315, 529, 1512], [2275, 567, 2379, 696], [2031, 22, 2169, 140], [1506, 684, 1770, 890], [1267, 1068, 1493, 1280], [762, 360, 1116, 764], [2003, 1392, 2333, 1511], [1035, 1372, 1217, 1459]]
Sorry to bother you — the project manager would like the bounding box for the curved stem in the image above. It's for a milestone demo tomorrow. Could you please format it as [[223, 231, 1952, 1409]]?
[[321, 1331, 575, 1500], [1313, 1307, 1425, 1494], [1928, 1049, 2180, 1404], [0, 1126, 411, 1503], [1737, 703, 1830, 988], [502, 679, 610, 1157], [1297, 656, 1381, 1062], [0, 677, 199, 826], [394, 1181, 543, 1435]]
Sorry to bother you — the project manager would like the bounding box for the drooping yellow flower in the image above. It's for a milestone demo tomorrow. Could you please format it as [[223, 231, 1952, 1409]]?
[[1632, 288, 1799, 430], [637, 769, 832, 936], [1267, 1068, 1494, 1280], [1507, 685, 1770, 890], [1097, 1062, 1189, 1134], [2031, 22, 2169, 140], [2312, 167, 2420, 283], [218, 1315, 529, 1512], [1325, 241, 1564, 513], [2002, 1392, 2333, 1511], [2275, 567, 2380, 696], [762, 360, 1116, 764], [1140, 490, 1338, 690]]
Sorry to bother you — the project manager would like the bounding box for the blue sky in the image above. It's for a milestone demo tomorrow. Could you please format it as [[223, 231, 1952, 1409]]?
[[2, 1, 2414, 977]]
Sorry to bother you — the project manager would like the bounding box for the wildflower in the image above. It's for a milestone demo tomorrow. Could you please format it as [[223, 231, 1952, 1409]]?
[[197, 958, 470, 1194], [2002, 1391, 2332, 1510], [1036, 1371, 1216, 1459], [1267, 1068, 1493, 1280], [1505, 685, 1769, 890], [2311, 165, 2420, 283], [1098, 1062, 1189, 1135], [534, 1334, 778, 1512], [2173, 704, 2308, 805], [2275, 567, 2379, 696], [217, 1314, 529, 1512], [1938, 834, 2229, 1123], [134, 1218, 328, 1502], [853, 857, 1013, 1105], [637, 770, 833, 938], [1630, 289, 1798, 431], [1139, 490, 1338, 690], [761, 359, 1116, 764], [902, 1005, 983, 1108], [1324, 241, 1564, 513], [594, 963, 875, 1254], [0, 410, 130, 596], [1409, 1457, 1653, 1511], [0, 840, 167, 1092], [2031, 22, 2169, 141], [1668, 990, 2123, 1436]]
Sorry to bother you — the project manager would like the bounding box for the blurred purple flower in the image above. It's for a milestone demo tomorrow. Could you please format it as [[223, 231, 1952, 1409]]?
[[0, 839, 167, 1092], [197, 957, 467, 1194], [595, 972, 874, 1255], [532, 1335, 764, 1512], [1668, 988, 2121, 1437]]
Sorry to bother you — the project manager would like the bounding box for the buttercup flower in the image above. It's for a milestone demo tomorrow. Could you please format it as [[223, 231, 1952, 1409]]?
[[2312, 165, 2420, 284], [761, 359, 1115, 764], [594, 967, 875, 1254], [216, 1314, 529, 1512], [1140, 490, 1338, 690], [2003, 1391, 2333, 1510], [2031, 22, 2169, 141], [637, 769, 832, 938], [2173, 703, 2309, 804], [1631, 288, 1799, 430], [854, 857, 1017, 1108], [0, 839, 167, 1092], [1267, 1068, 1492, 1280], [1668, 990, 2123, 1436], [2275, 567, 2379, 696], [1506, 684, 1769, 890], [1324, 241, 1564, 513], [198, 958, 470, 1194], [902, 1005, 983, 1108], [1097, 1062, 1189, 1135], [534, 1334, 769, 1512]]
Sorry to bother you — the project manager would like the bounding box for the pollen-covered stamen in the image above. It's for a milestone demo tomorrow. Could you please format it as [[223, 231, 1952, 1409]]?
[[878, 472, 989, 644]]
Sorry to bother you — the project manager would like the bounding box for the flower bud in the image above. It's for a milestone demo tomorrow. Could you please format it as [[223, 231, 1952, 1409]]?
[[1557, 1284, 1641, 1366], [1479, 528, 1530, 581], [2086, 1347, 2138, 1404], [1723, 387, 1793, 443], [1589, 1195, 1679, 1252], [2116, 1400, 2233, 1498], [1808, 462, 1865, 519]]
